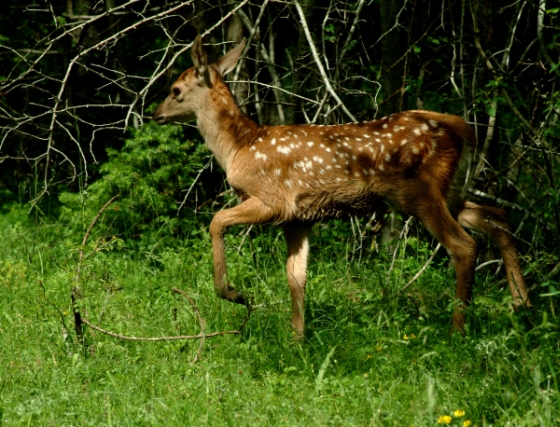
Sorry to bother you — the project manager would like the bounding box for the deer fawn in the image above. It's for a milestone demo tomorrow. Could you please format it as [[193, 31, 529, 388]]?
[[153, 35, 531, 338]]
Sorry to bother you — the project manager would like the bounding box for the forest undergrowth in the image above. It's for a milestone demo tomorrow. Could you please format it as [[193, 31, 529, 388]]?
[[0, 194, 558, 426]]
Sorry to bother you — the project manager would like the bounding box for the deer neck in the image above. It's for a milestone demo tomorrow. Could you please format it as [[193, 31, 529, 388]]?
[[196, 82, 259, 172]]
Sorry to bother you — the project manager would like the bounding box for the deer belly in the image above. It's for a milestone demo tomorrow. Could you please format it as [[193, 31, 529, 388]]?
[[293, 190, 385, 221]]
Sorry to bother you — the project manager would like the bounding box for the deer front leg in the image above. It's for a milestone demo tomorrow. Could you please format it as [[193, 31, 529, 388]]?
[[283, 224, 312, 339], [209, 197, 276, 306]]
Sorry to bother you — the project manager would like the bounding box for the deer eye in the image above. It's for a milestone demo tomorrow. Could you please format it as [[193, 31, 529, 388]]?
[[172, 87, 181, 97]]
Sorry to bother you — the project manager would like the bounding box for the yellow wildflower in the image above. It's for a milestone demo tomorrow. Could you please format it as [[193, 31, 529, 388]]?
[[454, 410, 465, 417], [375, 346, 383, 352], [410, 333, 416, 339], [437, 415, 452, 424], [463, 421, 472, 427], [404, 334, 409, 340]]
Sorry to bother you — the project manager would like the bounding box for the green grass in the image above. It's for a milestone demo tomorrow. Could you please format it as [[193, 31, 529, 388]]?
[[0, 205, 559, 426]]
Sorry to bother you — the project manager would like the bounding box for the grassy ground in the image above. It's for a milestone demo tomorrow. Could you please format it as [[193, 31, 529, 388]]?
[[0, 204, 558, 426]]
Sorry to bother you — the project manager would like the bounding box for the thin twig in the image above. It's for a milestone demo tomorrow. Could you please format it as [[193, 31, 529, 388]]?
[[293, 0, 357, 122], [81, 297, 252, 342], [172, 287, 205, 363], [399, 243, 441, 293], [72, 194, 120, 340]]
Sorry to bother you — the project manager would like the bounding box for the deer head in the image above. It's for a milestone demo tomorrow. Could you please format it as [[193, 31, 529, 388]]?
[[152, 34, 246, 125]]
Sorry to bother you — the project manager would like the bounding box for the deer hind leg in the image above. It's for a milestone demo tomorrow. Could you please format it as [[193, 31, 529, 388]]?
[[283, 223, 312, 340], [451, 199, 531, 309], [209, 197, 276, 306], [406, 197, 477, 332]]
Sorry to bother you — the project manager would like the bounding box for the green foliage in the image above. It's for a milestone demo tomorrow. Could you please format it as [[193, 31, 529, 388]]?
[[0, 205, 559, 426], [58, 122, 217, 245]]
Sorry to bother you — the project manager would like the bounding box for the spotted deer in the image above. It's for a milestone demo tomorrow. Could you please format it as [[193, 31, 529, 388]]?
[[152, 35, 531, 338]]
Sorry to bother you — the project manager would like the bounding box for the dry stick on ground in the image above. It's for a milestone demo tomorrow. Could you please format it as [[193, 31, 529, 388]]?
[[72, 196, 252, 346], [81, 296, 252, 342]]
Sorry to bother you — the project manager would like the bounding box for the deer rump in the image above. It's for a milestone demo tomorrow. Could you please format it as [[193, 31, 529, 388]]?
[[153, 35, 531, 339]]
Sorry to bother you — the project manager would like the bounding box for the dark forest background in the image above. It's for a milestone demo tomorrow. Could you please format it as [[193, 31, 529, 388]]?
[[0, 0, 559, 275]]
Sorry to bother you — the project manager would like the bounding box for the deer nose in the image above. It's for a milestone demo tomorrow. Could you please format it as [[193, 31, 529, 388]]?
[[152, 112, 166, 124]]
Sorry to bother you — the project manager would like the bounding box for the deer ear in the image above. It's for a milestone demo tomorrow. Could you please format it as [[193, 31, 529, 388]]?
[[191, 34, 208, 76], [213, 38, 246, 76]]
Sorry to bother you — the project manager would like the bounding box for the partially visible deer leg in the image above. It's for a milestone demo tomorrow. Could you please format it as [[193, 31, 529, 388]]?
[[209, 197, 276, 306], [283, 223, 312, 339], [408, 198, 477, 332], [452, 199, 531, 309]]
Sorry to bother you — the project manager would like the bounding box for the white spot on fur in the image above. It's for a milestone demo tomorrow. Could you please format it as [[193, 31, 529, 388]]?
[[271, 138, 276, 145], [385, 153, 391, 162], [249, 145, 256, 152], [401, 139, 408, 146], [277, 146, 291, 155], [413, 128, 422, 135], [429, 120, 438, 128], [307, 141, 314, 147], [379, 164, 385, 172], [284, 179, 292, 187], [313, 156, 324, 164], [255, 152, 268, 161], [274, 168, 282, 177]]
